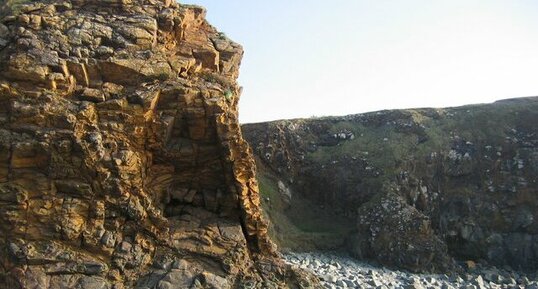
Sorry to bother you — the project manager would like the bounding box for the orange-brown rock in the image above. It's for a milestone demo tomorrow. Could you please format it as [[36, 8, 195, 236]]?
[[0, 0, 319, 288]]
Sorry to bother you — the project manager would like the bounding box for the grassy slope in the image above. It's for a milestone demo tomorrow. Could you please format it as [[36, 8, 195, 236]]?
[[257, 163, 353, 251]]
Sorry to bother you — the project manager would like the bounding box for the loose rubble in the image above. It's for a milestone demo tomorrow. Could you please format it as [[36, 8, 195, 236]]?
[[284, 252, 538, 289]]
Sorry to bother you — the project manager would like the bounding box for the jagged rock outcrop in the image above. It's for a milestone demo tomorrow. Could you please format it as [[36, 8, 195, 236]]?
[[352, 192, 453, 272], [0, 0, 319, 288], [243, 97, 538, 273]]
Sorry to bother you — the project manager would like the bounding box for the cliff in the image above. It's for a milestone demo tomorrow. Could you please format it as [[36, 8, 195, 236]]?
[[0, 0, 318, 288], [243, 97, 538, 273]]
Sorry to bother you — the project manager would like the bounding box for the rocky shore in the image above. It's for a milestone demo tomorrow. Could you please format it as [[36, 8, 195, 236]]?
[[283, 252, 538, 289]]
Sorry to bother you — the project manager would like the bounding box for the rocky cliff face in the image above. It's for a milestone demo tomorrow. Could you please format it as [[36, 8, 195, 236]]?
[[0, 1, 318, 288], [243, 97, 538, 273]]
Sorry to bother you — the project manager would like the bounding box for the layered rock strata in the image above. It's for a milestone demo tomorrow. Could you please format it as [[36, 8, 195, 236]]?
[[0, 0, 318, 288]]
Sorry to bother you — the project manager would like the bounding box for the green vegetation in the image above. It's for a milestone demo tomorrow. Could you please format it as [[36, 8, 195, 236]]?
[[258, 170, 353, 251], [308, 121, 420, 180], [306, 99, 538, 186], [198, 71, 235, 96], [224, 89, 233, 101]]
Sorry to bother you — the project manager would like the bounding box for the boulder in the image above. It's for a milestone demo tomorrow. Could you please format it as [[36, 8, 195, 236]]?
[[352, 192, 454, 273]]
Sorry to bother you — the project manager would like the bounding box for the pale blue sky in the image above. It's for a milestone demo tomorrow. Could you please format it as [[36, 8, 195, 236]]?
[[181, 0, 538, 123]]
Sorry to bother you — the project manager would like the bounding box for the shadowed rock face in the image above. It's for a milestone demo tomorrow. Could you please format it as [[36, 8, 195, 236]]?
[[0, 0, 319, 288], [243, 97, 538, 273]]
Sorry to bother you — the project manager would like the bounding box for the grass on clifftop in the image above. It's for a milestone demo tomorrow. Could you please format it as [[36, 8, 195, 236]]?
[[306, 99, 537, 185], [308, 121, 420, 180]]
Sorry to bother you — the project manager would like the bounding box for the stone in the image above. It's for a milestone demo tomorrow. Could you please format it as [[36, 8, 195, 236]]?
[[243, 96, 538, 273], [473, 275, 485, 289], [156, 268, 196, 289], [483, 270, 503, 283], [0, 1, 318, 288], [343, 280, 355, 287], [335, 280, 346, 287], [405, 283, 424, 289], [200, 272, 230, 289], [354, 192, 453, 272], [465, 260, 476, 270], [4, 53, 50, 83], [79, 87, 106, 102], [368, 278, 382, 287]]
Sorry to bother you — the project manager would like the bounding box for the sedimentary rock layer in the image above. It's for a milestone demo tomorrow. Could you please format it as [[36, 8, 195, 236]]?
[[0, 0, 318, 288]]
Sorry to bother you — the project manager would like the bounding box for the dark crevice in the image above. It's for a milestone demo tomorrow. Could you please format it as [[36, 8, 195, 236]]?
[[238, 214, 260, 255]]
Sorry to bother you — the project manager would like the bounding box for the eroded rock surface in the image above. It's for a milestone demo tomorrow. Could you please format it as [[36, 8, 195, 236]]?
[[0, 0, 319, 288], [243, 97, 538, 273]]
